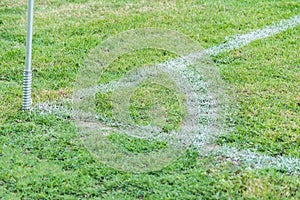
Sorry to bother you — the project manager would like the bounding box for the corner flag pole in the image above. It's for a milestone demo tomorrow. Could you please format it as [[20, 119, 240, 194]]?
[[23, 0, 34, 111]]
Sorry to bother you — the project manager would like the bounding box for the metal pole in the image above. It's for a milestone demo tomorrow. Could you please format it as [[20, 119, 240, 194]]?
[[23, 0, 34, 111]]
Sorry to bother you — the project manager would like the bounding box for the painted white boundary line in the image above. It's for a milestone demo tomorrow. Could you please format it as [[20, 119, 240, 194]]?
[[212, 146, 300, 174], [35, 15, 300, 174], [205, 15, 300, 56], [74, 15, 300, 92], [202, 15, 300, 174]]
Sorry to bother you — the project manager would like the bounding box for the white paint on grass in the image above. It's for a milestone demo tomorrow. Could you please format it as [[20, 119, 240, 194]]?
[[75, 14, 300, 95], [35, 15, 300, 174], [212, 146, 300, 174], [205, 15, 300, 56]]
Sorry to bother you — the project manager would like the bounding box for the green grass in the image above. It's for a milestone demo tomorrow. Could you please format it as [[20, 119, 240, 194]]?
[[1, 0, 300, 199], [108, 133, 167, 153]]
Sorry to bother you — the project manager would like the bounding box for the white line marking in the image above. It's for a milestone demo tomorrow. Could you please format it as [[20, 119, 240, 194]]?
[[211, 146, 300, 174], [35, 15, 300, 174], [205, 15, 300, 56], [77, 15, 300, 92]]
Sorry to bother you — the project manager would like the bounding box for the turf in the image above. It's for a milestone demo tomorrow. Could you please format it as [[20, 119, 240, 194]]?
[[0, 0, 300, 199]]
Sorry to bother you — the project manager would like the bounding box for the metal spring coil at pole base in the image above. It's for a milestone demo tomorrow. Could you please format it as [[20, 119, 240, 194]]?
[[23, 70, 32, 111]]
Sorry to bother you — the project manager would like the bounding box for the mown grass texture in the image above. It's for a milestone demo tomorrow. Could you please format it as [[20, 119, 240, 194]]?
[[0, 0, 300, 199]]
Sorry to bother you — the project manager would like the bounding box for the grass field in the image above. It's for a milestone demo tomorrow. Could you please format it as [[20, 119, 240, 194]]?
[[1, 0, 300, 199]]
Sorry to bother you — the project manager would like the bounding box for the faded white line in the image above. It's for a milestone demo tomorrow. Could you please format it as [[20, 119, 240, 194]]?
[[211, 146, 300, 174], [205, 15, 300, 56], [90, 15, 300, 92], [36, 15, 300, 174]]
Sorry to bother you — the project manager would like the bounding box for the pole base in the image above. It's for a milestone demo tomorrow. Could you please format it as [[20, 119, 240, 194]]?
[[23, 70, 32, 111]]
